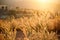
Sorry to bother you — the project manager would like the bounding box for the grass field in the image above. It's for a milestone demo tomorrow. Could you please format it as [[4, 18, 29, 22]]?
[[0, 7, 60, 40]]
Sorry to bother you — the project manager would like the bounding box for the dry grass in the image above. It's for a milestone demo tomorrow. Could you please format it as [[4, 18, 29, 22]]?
[[0, 9, 60, 40]]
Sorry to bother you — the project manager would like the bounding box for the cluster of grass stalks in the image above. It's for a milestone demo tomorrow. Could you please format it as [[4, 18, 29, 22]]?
[[0, 8, 60, 40]]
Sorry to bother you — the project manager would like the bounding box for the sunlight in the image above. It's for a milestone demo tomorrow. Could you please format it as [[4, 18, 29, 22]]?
[[40, 0, 48, 2], [36, 0, 58, 10], [37, 0, 59, 3], [37, 0, 49, 3]]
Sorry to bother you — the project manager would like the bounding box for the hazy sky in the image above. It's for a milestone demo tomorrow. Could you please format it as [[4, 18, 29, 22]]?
[[0, 0, 60, 10]]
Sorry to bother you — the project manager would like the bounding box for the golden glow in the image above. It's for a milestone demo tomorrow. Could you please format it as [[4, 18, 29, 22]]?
[[37, 0, 50, 3], [3, 0, 59, 10], [37, 0, 59, 3], [40, 0, 48, 2]]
